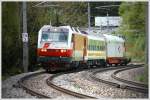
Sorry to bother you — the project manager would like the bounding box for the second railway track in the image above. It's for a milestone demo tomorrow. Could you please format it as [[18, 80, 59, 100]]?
[[111, 66, 148, 93], [90, 64, 148, 94]]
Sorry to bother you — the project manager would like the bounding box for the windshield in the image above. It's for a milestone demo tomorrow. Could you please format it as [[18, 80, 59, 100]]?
[[41, 30, 68, 42]]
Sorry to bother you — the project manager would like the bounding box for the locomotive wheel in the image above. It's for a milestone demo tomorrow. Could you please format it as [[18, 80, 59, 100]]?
[[65, 64, 71, 71], [71, 62, 79, 69], [115, 64, 118, 66], [46, 68, 51, 73], [102, 63, 106, 67]]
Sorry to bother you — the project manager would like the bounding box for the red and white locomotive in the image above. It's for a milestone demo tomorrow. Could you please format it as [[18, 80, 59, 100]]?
[[37, 25, 130, 71]]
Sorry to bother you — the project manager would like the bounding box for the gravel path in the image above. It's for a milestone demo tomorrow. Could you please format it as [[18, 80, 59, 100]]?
[[2, 71, 40, 98], [53, 69, 148, 98]]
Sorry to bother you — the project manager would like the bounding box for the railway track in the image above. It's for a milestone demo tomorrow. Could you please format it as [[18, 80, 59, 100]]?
[[111, 66, 148, 93], [18, 71, 50, 98], [18, 70, 96, 98], [46, 73, 96, 99], [18, 64, 147, 98], [90, 64, 148, 93]]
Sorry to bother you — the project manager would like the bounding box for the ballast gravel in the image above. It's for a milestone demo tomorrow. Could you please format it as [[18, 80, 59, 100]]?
[[2, 72, 38, 98], [2, 67, 148, 98], [53, 68, 148, 98], [24, 73, 75, 99]]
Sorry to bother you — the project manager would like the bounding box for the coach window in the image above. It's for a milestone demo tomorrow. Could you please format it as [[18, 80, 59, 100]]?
[[92, 45, 94, 51], [92, 45, 93, 51], [97, 43, 99, 51], [102, 46, 104, 51], [90, 45, 91, 50], [89, 45, 91, 50], [88, 45, 90, 50], [100, 46, 102, 51]]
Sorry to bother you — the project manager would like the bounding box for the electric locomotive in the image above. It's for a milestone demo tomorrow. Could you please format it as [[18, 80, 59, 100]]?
[[37, 25, 73, 71]]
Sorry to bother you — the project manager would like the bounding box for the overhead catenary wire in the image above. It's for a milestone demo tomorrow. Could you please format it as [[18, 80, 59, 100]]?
[[32, 1, 47, 7], [95, 4, 120, 9]]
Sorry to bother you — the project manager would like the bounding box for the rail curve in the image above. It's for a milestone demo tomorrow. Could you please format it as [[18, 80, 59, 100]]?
[[90, 64, 148, 93], [19, 70, 96, 98], [46, 72, 97, 99], [111, 66, 148, 93], [18, 70, 50, 98]]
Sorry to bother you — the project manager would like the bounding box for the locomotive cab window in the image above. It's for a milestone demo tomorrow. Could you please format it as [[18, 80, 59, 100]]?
[[41, 29, 69, 42], [41, 34, 48, 41]]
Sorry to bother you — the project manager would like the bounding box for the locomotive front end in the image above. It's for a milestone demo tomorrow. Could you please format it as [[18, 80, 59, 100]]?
[[37, 25, 73, 71]]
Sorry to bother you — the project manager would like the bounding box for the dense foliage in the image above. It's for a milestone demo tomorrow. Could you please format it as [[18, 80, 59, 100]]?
[[118, 2, 147, 62], [2, 2, 22, 78], [118, 2, 148, 83]]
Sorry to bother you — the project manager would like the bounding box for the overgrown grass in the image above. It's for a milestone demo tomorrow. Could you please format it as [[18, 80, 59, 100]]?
[[2, 66, 22, 81], [2, 64, 42, 81], [135, 64, 148, 85], [135, 75, 148, 85]]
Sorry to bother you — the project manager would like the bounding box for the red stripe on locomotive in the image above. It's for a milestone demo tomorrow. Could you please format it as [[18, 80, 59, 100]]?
[[43, 43, 50, 48], [37, 49, 73, 57]]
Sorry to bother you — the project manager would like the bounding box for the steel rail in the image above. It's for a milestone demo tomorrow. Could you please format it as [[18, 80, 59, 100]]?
[[111, 66, 148, 93], [90, 64, 148, 93], [46, 72, 97, 99], [19, 69, 96, 98], [90, 66, 130, 87], [18, 71, 51, 98]]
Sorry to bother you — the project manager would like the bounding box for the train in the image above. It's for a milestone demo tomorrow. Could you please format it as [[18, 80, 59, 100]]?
[[37, 25, 131, 71]]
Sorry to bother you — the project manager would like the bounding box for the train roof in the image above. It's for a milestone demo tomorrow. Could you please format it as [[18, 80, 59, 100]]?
[[40, 25, 71, 30], [40, 25, 86, 35], [40, 25, 124, 42], [103, 34, 124, 42], [87, 34, 105, 41]]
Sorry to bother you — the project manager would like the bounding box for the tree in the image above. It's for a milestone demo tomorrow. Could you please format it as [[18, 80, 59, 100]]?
[[119, 2, 147, 61], [118, 2, 148, 84], [2, 2, 22, 76]]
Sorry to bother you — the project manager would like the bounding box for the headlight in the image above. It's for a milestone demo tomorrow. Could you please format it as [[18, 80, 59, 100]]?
[[60, 49, 66, 53], [60, 49, 64, 53], [41, 48, 47, 52]]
